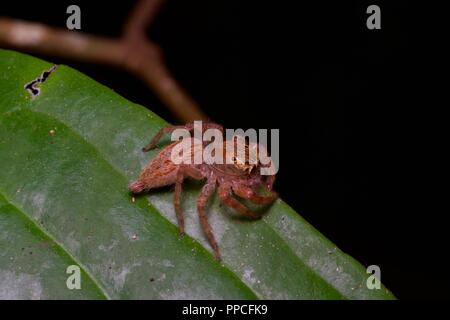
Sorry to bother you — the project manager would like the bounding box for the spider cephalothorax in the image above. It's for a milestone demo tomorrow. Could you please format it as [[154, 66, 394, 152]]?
[[129, 122, 277, 260]]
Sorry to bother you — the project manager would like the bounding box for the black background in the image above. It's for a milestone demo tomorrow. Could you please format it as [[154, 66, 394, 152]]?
[[1, 1, 443, 300]]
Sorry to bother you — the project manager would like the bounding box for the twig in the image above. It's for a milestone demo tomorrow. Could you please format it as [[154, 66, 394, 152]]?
[[123, 0, 166, 41], [0, 0, 207, 122]]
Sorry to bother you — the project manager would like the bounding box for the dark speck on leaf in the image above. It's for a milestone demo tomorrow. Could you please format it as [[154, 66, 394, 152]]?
[[24, 65, 58, 98]]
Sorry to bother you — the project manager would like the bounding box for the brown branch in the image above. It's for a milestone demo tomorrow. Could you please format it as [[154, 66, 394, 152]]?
[[0, 1, 207, 122], [123, 0, 166, 41]]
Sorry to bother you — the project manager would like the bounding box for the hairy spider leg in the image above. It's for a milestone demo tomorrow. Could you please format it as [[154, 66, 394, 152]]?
[[197, 178, 221, 260], [142, 122, 224, 152], [232, 185, 278, 205], [174, 165, 205, 236], [142, 124, 195, 152], [218, 184, 259, 219], [265, 174, 276, 191]]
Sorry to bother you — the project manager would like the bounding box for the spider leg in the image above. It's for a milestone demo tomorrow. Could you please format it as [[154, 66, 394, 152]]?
[[183, 165, 205, 180], [265, 174, 276, 191], [218, 184, 259, 219], [174, 168, 186, 236], [259, 158, 276, 191], [142, 122, 223, 152], [197, 178, 221, 260], [202, 122, 224, 133], [142, 124, 194, 152], [174, 165, 205, 236], [232, 184, 278, 205]]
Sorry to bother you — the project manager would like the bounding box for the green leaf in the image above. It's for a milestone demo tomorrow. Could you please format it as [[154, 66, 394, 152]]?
[[0, 49, 395, 299]]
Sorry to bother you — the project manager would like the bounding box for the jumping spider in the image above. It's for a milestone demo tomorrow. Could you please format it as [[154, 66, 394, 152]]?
[[129, 122, 277, 260]]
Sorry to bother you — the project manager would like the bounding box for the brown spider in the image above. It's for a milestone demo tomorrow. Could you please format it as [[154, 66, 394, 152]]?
[[128, 122, 278, 260]]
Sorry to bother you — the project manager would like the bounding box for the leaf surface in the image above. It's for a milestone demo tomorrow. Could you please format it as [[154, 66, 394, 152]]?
[[0, 50, 394, 299]]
